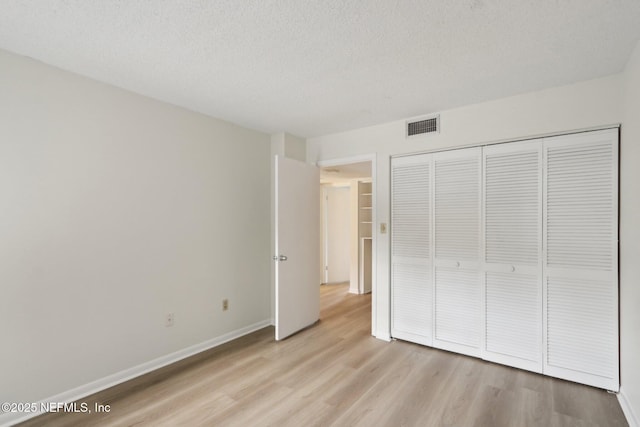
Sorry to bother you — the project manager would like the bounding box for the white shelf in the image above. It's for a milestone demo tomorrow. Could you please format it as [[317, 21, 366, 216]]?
[[358, 179, 373, 293]]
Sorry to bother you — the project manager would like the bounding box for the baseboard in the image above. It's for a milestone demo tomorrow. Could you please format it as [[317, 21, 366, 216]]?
[[618, 387, 639, 427], [0, 319, 271, 427], [376, 332, 392, 342]]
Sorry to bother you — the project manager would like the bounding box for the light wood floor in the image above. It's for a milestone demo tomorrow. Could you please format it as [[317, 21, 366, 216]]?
[[21, 283, 627, 427]]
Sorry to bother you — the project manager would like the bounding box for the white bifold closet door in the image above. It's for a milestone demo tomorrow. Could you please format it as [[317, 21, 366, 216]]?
[[432, 148, 482, 357], [389, 128, 619, 391], [391, 154, 432, 346], [483, 140, 543, 373], [543, 128, 619, 391]]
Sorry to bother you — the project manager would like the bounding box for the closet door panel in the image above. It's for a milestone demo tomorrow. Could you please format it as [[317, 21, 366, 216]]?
[[486, 272, 539, 362], [432, 148, 482, 357], [435, 266, 481, 350], [434, 158, 479, 262], [543, 128, 619, 391], [546, 277, 617, 379], [392, 262, 432, 345], [391, 154, 432, 345], [483, 140, 542, 372]]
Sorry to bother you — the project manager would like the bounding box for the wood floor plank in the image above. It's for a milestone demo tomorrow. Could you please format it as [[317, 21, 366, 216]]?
[[426, 356, 488, 427], [518, 387, 553, 427], [334, 349, 431, 427], [376, 349, 461, 427], [468, 384, 519, 427], [18, 283, 628, 427]]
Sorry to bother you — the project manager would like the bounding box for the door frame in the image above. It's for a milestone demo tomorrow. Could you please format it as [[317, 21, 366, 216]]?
[[317, 154, 377, 336]]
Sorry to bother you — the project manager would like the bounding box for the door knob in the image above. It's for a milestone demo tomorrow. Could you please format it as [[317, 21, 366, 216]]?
[[273, 255, 288, 261]]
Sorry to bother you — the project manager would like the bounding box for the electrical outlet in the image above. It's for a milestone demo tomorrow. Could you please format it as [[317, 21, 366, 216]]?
[[165, 313, 174, 327], [222, 299, 229, 311]]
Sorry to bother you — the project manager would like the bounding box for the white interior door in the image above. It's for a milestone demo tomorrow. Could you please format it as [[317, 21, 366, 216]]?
[[542, 129, 619, 391], [432, 147, 482, 357], [275, 155, 320, 341], [483, 139, 543, 373], [391, 154, 433, 346]]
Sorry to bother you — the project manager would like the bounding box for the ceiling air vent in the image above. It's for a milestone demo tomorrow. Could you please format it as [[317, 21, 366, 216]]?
[[406, 115, 440, 138]]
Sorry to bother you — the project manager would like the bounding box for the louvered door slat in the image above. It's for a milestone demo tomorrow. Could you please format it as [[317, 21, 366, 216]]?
[[543, 128, 619, 391], [434, 154, 480, 261], [486, 272, 540, 362], [483, 140, 542, 372], [435, 267, 481, 348], [432, 148, 482, 357], [547, 277, 617, 377], [392, 161, 430, 260], [392, 263, 431, 345], [391, 155, 432, 345]]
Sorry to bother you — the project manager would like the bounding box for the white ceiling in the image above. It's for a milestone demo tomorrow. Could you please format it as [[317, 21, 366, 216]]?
[[321, 161, 371, 184], [1, 1, 639, 138]]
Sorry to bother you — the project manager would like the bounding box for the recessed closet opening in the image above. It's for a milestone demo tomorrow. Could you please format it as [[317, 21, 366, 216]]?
[[390, 127, 619, 391]]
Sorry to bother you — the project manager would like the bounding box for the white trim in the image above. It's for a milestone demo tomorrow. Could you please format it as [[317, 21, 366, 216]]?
[[317, 154, 378, 338], [0, 319, 271, 427], [376, 332, 392, 342], [322, 186, 329, 284], [392, 330, 431, 347], [618, 387, 639, 427]]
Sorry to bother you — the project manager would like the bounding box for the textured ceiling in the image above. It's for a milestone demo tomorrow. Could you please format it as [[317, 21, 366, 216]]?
[[1, 1, 639, 138], [321, 161, 371, 184]]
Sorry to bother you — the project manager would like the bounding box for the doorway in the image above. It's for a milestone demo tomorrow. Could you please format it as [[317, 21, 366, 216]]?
[[319, 157, 376, 333], [272, 153, 376, 340]]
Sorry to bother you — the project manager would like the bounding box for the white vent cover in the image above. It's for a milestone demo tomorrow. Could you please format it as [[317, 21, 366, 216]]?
[[406, 115, 440, 138]]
